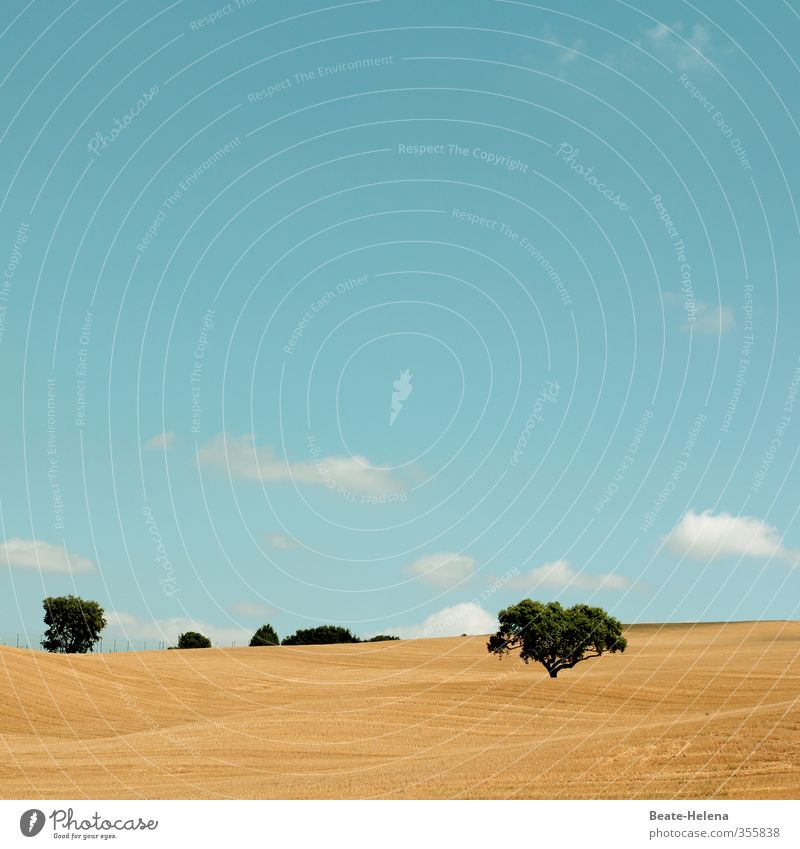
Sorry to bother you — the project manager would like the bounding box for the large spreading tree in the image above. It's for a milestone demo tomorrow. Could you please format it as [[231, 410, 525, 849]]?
[[487, 600, 627, 677], [41, 595, 106, 654]]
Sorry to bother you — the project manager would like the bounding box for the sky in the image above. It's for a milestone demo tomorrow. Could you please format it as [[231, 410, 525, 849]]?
[[1, 0, 800, 648]]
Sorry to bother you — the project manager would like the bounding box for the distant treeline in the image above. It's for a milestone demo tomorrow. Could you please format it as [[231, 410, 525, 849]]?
[[277, 625, 398, 646], [29, 596, 401, 654], [170, 625, 398, 649]]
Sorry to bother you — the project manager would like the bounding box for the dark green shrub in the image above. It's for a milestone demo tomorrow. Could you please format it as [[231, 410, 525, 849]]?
[[250, 624, 280, 646], [177, 631, 212, 649], [281, 625, 360, 646]]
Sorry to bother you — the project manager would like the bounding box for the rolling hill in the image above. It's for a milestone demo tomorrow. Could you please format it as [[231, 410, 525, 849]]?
[[1, 621, 798, 799]]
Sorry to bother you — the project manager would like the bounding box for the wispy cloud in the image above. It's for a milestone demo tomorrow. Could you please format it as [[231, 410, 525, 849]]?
[[687, 303, 735, 335], [144, 431, 175, 450], [559, 38, 586, 65], [533, 25, 588, 68], [643, 21, 716, 72], [551, 36, 587, 66], [198, 434, 398, 495], [106, 611, 249, 645], [386, 602, 497, 639], [265, 533, 295, 550], [664, 510, 798, 564], [408, 552, 477, 587], [509, 559, 631, 592], [664, 294, 735, 335], [228, 601, 275, 619], [0, 538, 94, 574]]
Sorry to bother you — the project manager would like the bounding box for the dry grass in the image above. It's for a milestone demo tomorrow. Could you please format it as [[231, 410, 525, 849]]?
[[1, 621, 798, 799]]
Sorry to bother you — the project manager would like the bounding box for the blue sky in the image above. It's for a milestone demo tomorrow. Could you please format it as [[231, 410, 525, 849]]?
[[2, 0, 800, 647]]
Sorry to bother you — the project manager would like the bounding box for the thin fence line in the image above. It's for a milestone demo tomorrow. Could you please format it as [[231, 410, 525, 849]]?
[[0, 635, 240, 652]]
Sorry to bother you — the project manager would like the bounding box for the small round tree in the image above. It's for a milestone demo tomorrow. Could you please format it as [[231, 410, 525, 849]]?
[[177, 631, 212, 649], [249, 624, 280, 647], [41, 595, 106, 654], [487, 600, 627, 677]]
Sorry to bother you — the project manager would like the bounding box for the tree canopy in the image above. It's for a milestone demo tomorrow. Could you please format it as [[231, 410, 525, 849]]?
[[177, 631, 212, 649], [41, 595, 106, 654], [487, 599, 627, 677], [281, 625, 360, 646], [249, 624, 280, 646]]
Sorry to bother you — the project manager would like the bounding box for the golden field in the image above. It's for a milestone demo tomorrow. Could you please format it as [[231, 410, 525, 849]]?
[[1, 621, 798, 799]]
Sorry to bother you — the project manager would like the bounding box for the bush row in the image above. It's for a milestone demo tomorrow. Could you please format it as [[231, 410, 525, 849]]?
[[173, 624, 401, 649]]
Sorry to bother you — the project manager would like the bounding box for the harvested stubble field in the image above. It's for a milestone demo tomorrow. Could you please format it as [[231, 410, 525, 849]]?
[[1, 621, 798, 799]]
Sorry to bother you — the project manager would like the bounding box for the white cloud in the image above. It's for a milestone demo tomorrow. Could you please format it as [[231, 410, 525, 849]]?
[[558, 37, 586, 65], [536, 26, 587, 67], [144, 432, 175, 450], [105, 611, 249, 646], [687, 303, 735, 335], [644, 21, 715, 72], [198, 434, 398, 495], [510, 559, 631, 591], [0, 538, 95, 574], [408, 552, 477, 587], [663, 292, 736, 336], [664, 294, 734, 335], [387, 602, 497, 639], [664, 510, 797, 563], [229, 601, 274, 619], [265, 533, 295, 550]]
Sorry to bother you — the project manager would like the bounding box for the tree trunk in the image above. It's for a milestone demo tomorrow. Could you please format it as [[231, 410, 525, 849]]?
[[549, 668, 558, 678]]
